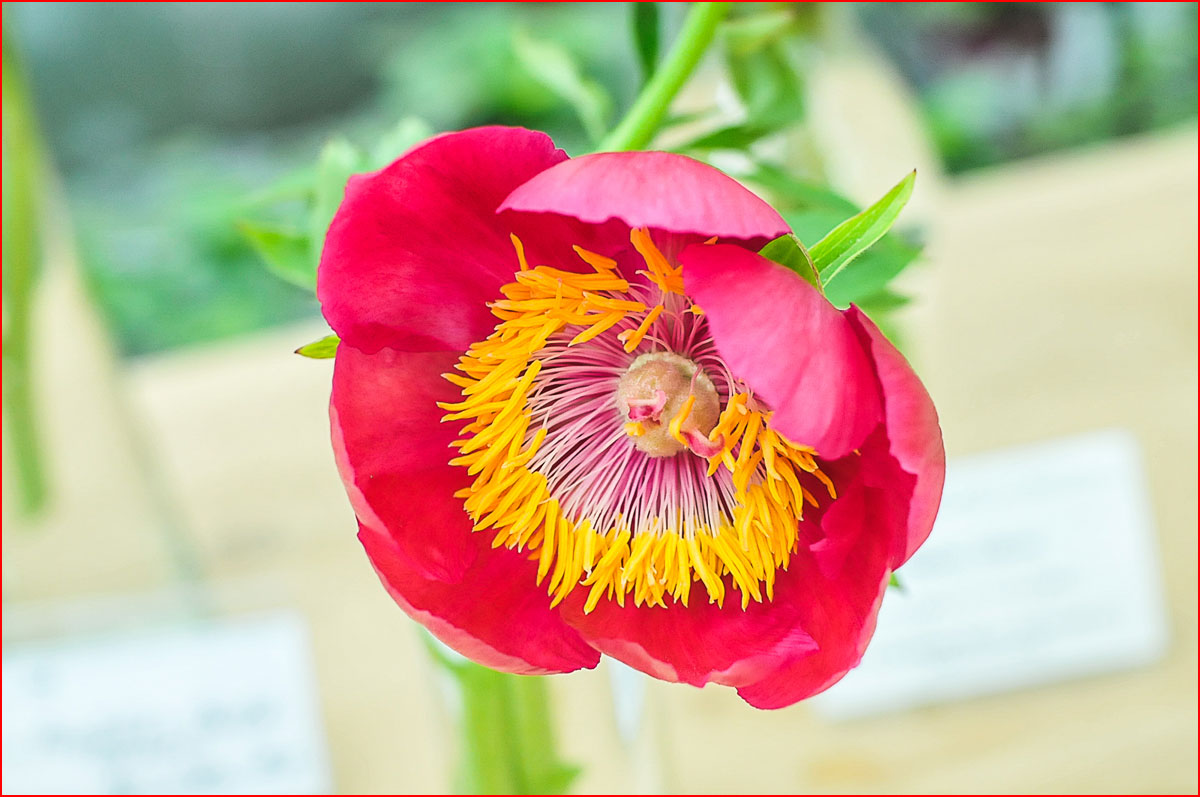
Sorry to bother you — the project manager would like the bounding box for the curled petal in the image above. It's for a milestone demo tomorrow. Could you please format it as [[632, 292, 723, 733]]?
[[734, 476, 893, 708], [499, 151, 789, 246], [845, 307, 946, 568], [682, 244, 883, 458], [318, 126, 568, 354]]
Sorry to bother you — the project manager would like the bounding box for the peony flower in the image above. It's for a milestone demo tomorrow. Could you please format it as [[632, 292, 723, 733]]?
[[318, 126, 944, 709]]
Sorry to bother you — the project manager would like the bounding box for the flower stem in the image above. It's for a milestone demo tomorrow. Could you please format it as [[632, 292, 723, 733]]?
[[424, 634, 579, 794], [2, 33, 50, 516], [598, 2, 731, 152]]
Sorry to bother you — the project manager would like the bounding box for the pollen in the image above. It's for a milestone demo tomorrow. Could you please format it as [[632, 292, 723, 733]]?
[[440, 228, 837, 612]]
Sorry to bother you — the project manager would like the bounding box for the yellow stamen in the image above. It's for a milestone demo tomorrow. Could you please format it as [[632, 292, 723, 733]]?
[[510, 233, 530, 271], [618, 304, 664, 353], [668, 394, 696, 446], [572, 245, 618, 272], [630, 227, 685, 294], [442, 234, 839, 614]]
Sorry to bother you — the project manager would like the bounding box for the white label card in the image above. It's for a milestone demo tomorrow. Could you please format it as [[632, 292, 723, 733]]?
[[814, 429, 1169, 719], [3, 611, 332, 794]]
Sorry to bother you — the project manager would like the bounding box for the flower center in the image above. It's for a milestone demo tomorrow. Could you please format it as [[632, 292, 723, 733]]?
[[617, 352, 720, 457], [439, 229, 837, 613]]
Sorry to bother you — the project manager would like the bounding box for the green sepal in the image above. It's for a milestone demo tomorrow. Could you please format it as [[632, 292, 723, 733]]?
[[888, 572, 905, 591], [758, 233, 821, 292], [809, 170, 916, 285], [294, 333, 339, 359]]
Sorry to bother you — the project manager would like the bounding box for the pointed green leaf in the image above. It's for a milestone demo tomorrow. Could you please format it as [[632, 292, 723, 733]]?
[[888, 572, 904, 591], [786, 209, 922, 308], [631, 3, 660, 85], [810, 170, 916, 284], [294, 333, 339, 359], [239, 221, 314, 290], [512, 28, 613, 144], [758, 233, 821, 291]]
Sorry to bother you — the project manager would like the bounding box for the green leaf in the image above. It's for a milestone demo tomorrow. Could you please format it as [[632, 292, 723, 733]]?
[[888, 572, 904, 591], [369, 117, 434, 170], [294, 333, 339, 359], [749, 163, 859, 216], [725, 40, 804, 130], [809, 170, 916, 285], [785, 208, 921, 308], [758, 233, 821, 291], [512, 28, 613, 144], [631, 3, 660, 85], [722, 8, 796, 55], [238, 221, 314, 290], [675, 122, 777, 152], [311, 136, 367, 264], [855, 288, 912, 315]]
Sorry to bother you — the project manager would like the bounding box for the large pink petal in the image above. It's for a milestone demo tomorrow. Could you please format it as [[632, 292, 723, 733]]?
[[359, 522, 600, 675], [557, 582, 818, 689], [558, 474, 891, 706], [330, 344, 478, 582], [683, 244, 883, 458], [846, 307, 946, 568], [498, 151, 788, 246], [334, 344, 600, 674], [734, 476, 893, 708], [317, 126, 568, 354]]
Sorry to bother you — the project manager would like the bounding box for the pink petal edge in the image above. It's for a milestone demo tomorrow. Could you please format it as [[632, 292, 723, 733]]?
[[846, 307, 946, 568], [317, 126, 568, 354], [499, 151, 789, 246]]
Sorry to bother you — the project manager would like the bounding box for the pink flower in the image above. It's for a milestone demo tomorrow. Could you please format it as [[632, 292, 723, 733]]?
[[318, 126, 945, 708]]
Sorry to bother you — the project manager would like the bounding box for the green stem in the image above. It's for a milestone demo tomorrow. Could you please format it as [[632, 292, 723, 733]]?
[[3, 327, 47, 513], [598, 2, 731, 152], [424, 635, 578, 794], [3, 30, 50, 515]]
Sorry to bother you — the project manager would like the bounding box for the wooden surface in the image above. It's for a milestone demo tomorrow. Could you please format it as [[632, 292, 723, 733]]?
[[4, 124, 1196, 793]]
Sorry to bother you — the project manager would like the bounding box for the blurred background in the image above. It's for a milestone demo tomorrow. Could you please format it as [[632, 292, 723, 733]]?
[[3, 2, 1196, 793]]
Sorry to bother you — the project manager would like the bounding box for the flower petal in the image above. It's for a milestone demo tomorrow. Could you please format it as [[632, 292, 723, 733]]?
[[682, 244, 883, 458], [318, 126, 568, 354], [557, 579, 818, 690], [359, 522, 601, 675], [330, 344, 478, 582], [498, 151, 789, 246], [734, 475, 893, 709], [557, 473, 891, 706], [845, 307, 946, 568], [334, 344, 600, 674]]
